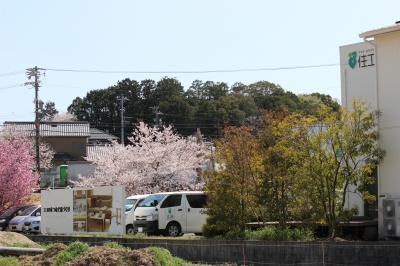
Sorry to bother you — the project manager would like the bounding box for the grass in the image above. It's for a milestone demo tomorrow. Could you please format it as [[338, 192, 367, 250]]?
[[214, 227, 315, 241], [150, 246, 192, 266], [52, 241, 89, 266], [103, 241, 131, 250], [41, 243, 55, 250], [0, 256, 19, 266]]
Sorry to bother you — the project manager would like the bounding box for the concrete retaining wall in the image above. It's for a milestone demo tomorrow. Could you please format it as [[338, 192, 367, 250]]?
[[27, 235, 400, 265]]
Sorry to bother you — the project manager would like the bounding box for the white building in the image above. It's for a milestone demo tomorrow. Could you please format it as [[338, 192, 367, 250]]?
[[340, 21, 400, 238]]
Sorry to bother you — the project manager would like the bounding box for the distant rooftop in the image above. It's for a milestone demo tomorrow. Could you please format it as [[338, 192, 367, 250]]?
[[4, 121, 90, 137], [359, 21, 400, 39], [89, 128, 119, 141]]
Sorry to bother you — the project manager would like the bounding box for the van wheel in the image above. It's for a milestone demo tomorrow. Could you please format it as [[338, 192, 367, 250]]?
[[165, 222, 181, 237], [126, 225, 135, 235]]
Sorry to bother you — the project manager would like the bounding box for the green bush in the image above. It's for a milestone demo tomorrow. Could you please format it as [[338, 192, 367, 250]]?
[[53, 241, 89, 266], [0, 256, 19, 266], [212, 226, 315, 241], [202, 216, 227, 238], [149, 246, 192, 266], [41, 243, 55, 250], [132, 232, 148, 239], [103, 241, 130, 250]]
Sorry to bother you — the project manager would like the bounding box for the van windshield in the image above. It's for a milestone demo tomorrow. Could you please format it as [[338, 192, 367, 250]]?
[[20, 206, 38, 216], [125, 199, 137, 212], [137, 194, 167, 207]]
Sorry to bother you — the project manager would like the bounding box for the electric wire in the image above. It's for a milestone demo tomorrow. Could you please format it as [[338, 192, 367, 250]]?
[[43, 63, 339, 74], [0, 70, 26, 77], [0, 83, 25, 90]]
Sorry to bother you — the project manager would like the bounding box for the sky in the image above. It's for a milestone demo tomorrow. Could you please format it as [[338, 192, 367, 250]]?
[[1, 1, 399, 125]]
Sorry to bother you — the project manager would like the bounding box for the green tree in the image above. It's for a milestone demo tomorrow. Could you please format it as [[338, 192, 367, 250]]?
[[113, 78, 142, 140], [68, 88, 119, 134], [203, 126, 264, 234], [230, 82, 247, 94], [256, 108, 301, 226], [159, 95, 194, 135], [39, 101, 58, 121], [297, 94, 323, 115], [246, 81, 300, 112], [283, 98, 386, 237], [140, 79, 158, 125], [67, 97, 84, 119], [311, 92, 340, 113], [298, 93, 341, 116], [68, 78, 142, 141]]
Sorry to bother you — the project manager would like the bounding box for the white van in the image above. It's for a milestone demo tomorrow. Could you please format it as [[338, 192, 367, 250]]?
[[133, 191, 207, 236], [125, 194, 150, 234]]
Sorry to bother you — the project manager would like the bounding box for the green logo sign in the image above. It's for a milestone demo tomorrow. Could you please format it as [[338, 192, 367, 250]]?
[[168, 208, 172, 213], [348, 51, 357, 69]]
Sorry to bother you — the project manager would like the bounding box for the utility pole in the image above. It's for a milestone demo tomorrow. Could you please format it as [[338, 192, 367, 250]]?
[[118, 96, 128, 145], [151, 106, 163, 128], [25, 66, 42, 174]]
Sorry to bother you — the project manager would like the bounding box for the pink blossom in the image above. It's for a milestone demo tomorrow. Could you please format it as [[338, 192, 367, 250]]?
[[74, 123, 208, 195], [0, 132, 39, 213]]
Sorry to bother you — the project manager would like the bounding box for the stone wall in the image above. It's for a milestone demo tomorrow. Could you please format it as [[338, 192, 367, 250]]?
[[27, 235, 400, 265]]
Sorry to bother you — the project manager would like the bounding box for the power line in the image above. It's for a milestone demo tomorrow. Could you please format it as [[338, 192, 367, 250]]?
[[0, 70, 26, 77], [43, 63, 339, 74], [0, 83, 25, 90]]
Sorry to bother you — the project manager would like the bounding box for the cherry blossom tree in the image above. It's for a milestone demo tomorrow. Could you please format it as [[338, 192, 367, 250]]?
[[75, 122, 208, 195], [0, 125, 55, 171], [0, 132, 39, 213], [49, 112, 78, 122]]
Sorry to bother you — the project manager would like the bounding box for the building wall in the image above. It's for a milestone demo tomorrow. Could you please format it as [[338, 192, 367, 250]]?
[[67, 161, 96, 181], [45, 136, 87, 161], [339, 41, 377, 216], [340, 42, 376, 109], [341, 29, 400, 238], [375, 31, 400, 200]]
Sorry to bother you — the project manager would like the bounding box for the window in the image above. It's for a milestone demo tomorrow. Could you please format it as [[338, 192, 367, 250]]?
[[72, 142, 77, 150], [161, 195, 182, 208], [32, 208, 41, 216], [79, 142, 84, 150], [138, 194, 167, 207], [186, 194, 207, 208], [125, 199, 137, 212], [21, 206, 38, 216]]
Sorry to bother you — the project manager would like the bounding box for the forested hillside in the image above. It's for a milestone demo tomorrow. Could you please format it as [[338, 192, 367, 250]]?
[[67, 77, 340, 141]]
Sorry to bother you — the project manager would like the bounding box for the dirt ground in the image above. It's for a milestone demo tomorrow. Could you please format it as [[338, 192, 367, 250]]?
[[0, 232, 157, 265], [18, 244, 156, 266], [0, 232, 158, 265], [0, 232, 40, 247], [0, 232, 236, 265]]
